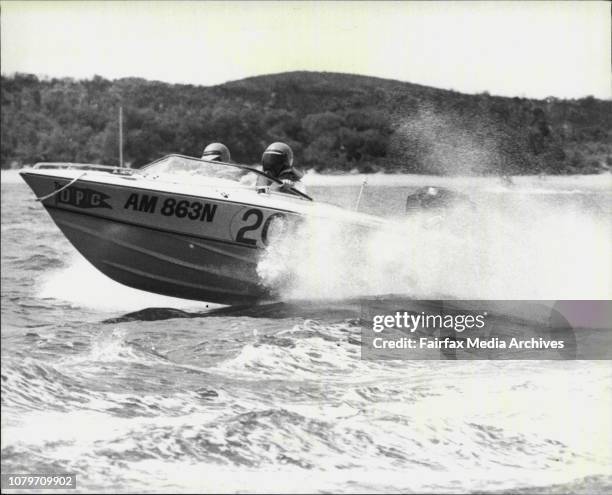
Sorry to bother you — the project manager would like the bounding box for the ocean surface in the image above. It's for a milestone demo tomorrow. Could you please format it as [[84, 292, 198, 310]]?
[[2, 170, 611, 493]]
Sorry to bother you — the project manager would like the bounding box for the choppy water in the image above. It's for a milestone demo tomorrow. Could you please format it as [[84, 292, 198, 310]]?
[[2, 171, 611, 493]]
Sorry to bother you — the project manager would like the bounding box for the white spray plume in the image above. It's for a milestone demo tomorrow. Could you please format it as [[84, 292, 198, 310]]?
[[257, 194, 611, 301], [390, 106, 507, 176]]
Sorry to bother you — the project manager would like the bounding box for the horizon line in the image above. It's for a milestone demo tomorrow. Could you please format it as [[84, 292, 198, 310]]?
[[2, 70, 609, 103]]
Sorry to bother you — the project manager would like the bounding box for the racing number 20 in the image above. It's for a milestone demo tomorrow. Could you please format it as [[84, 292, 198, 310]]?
[[236, 209, 286, 246]]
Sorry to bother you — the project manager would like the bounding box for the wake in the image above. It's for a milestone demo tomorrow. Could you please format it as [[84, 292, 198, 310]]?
[[258, 192, 611, 301]]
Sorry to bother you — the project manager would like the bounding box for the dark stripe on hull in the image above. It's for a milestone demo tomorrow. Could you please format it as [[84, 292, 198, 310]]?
[[47, 208, 270, 305]]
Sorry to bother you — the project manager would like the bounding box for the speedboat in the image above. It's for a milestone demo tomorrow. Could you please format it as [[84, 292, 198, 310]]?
[[20, 155, 385, 305]]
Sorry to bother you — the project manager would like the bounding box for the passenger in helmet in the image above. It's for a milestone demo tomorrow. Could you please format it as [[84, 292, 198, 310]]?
[[256, 142, 306, 195], [202, 142, 231, 163]]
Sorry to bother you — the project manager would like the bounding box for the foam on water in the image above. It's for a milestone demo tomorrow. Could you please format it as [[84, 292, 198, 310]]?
[[4, 350, 610, 492], [38, 254, 211, 312], [258, 192, 611, 300]]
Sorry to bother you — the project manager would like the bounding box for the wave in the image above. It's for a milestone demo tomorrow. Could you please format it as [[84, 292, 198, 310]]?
[[37, 254, 212, 312]]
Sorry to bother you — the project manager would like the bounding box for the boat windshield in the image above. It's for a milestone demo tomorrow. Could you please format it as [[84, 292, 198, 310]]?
[[139, 154, 312, 201], [140, 155, 251, 183]]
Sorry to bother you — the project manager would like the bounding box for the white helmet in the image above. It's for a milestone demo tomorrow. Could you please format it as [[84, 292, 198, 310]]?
[[202, 142, 230, 162]]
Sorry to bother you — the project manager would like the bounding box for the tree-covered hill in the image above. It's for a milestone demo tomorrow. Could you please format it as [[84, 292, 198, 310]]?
[[2, 71, 611, 174]]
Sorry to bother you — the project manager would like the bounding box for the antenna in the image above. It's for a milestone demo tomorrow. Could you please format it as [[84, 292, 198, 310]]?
[[118, 106, 124, 168], [354, 177, 368, 211]]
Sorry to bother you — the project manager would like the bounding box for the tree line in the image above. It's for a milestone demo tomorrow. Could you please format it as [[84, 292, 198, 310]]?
[[2, 71, 610, 174]]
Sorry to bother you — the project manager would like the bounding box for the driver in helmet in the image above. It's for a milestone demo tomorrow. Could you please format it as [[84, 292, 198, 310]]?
[[256, 142, 305, 195], [202, 142, 231, 163]]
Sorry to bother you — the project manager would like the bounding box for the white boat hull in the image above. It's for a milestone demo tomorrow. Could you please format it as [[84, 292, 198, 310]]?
[[21, 167, 385, 305]]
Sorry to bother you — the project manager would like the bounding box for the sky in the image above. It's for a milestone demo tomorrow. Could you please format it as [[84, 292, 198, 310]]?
[[1, 1, 610, 99]]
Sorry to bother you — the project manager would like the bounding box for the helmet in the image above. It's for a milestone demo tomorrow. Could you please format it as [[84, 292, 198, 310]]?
[[202, 142, 230, 162], [262, 142, 293, 176]]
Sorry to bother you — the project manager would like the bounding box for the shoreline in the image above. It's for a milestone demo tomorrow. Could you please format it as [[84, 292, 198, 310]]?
[[302, 170, 612, 189], [3, 168, 611, 191]]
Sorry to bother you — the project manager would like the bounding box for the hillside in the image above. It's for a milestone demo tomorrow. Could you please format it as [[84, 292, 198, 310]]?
[[1, 71, 611, 174]]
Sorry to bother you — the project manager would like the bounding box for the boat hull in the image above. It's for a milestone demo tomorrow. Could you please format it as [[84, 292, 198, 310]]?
[[20, 171, 293, 304], [20, 166, 386, 305], [46, 207, 266, 304]]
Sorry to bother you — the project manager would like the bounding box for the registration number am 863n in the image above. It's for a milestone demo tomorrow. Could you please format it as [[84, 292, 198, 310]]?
[[124, 192, 291, 248], [124, 193, 217, 222]]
